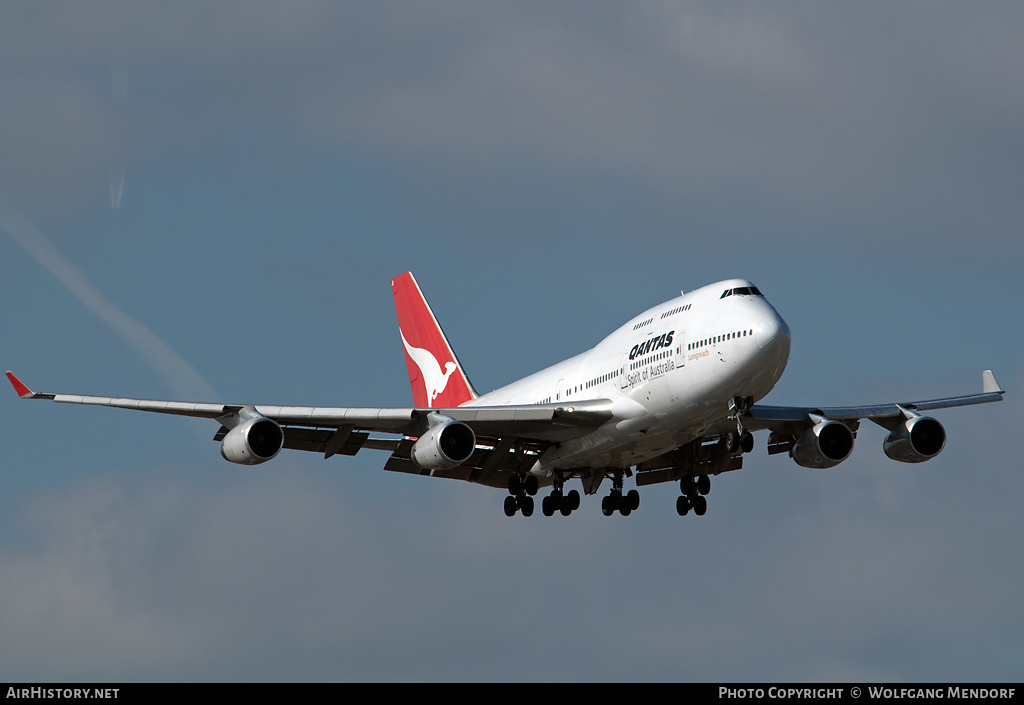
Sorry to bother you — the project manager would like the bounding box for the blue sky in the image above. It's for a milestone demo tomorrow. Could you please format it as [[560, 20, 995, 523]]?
[[1, 2, 1022, 682]]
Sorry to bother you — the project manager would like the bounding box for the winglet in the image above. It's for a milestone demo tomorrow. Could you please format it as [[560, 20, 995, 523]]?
[[6, 371, 36, 398], [982, 370, 1004, 395]]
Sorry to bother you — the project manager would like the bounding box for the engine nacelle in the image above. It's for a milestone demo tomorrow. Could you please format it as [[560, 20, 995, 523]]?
[[411, 417, 476, 470], [220, 415, 284, 465], [883, 415, 945, 463], [791, 418, 855, 469]]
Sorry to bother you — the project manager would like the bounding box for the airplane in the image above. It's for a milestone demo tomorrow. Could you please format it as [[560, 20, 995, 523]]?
[[6, 272, 1005, 518]]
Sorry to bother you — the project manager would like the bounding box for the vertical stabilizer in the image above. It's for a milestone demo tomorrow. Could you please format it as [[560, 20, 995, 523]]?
[[392, 272, 478, 408]]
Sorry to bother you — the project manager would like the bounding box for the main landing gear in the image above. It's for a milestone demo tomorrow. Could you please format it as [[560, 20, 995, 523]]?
[[601, 473, 640, 516], [542, 487, 581, 516], [504, 473, 539, 517], [601, 489, 640, 516], [502, 473, 582, 517], [502, 469, 644, 517], [677, 475, 710, 516]]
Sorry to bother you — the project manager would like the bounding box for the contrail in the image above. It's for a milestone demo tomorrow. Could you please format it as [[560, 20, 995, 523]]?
[[1, 210, 218, 402], [109, 168, 125, 210], [109, 68, 127, 210]]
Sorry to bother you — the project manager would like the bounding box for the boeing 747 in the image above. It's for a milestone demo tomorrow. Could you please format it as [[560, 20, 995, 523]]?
[[6, 272, 1004, 517]]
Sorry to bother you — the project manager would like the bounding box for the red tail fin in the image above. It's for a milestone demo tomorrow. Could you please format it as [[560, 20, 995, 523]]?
[[392, 272, 477, 408]]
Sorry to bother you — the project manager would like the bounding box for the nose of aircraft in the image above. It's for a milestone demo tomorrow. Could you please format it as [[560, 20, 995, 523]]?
[[755, 311, 791, 351]]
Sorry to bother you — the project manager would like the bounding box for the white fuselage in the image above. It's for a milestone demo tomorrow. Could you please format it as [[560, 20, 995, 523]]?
[[466, 279, 792, 473]]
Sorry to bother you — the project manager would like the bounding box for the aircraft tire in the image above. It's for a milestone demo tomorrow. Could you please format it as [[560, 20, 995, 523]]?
[[567, 489, 581, 510], [725, 432, 740, 453], [542, 496, 555, 516], [741, 432, 754, 454], [676, 495, 690, 516], [504, 496, 518, 517], [601, 496, 614, 516], [626, 489, 640, 511], [524, 475, 539, 496], [692, 495, 708, 516], [520, 495, 534, 517], [697, 475, 711, 496]]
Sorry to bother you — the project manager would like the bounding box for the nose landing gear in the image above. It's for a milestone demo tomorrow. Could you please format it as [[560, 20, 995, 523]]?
[[726, 396, 755, 454]]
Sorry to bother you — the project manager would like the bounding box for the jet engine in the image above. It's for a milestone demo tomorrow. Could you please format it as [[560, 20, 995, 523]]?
[[883, 415, 945, 463], [220, 415, 284, 465], [411, 416, 476, 470], [791, 418, 855, 469]]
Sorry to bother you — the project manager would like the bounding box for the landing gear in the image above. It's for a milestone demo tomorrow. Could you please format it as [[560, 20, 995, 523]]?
[[503, 494, 534, 517], [504, 473, 539, 517], [727, 396, 755, 455], [505, 473, 582, 517], [507, 473, 538, 497], [542, 488, 581, 516], [503, 468, 644, 517], [601, 489, 640, 516], [724, 430, 755, 454], [677, 476, 709, 517], [601, 472, 640, 516]]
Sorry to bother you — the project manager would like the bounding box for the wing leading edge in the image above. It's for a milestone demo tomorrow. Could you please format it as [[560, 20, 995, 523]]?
[[746, 369, 1004, 426], [5, 370, 614, 488], [4, 371, 612, 437], [736, 370, 1004, 464]]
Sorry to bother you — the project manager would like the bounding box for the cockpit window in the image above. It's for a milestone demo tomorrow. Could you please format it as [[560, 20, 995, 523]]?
[[720, 286, 763, 299]]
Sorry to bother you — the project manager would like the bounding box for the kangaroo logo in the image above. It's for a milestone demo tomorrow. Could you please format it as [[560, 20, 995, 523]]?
[[400, 330, 457, 405]]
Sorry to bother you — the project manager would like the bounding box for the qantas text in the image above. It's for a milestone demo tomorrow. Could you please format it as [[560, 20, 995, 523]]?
[[628, 331, 674, 360]]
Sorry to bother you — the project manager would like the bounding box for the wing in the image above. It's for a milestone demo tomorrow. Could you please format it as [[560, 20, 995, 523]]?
[[722, 370, 1005, 466], [5, 371, 612, 488]]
